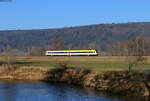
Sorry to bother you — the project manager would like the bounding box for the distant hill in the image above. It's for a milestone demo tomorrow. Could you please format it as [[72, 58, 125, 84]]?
[[0, 22, 150, 52]]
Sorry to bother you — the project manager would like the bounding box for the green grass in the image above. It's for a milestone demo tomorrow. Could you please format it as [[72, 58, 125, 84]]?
[[15, 61, 57, 68], [14, 60, 150, 71], [1, 56, 150, 71]]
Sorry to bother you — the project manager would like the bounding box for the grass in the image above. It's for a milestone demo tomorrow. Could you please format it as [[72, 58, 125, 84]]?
[[0, 56, 150, 71]]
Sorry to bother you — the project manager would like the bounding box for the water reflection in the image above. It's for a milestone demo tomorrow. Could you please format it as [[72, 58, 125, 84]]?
[[0, 82, 16, 101], [0, 81, 148, 101]]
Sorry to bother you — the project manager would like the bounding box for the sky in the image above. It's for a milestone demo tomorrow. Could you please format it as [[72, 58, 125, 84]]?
[[0, 0, 150, 30]]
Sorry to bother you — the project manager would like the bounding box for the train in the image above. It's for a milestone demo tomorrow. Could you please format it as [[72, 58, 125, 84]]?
[[45, 50, 98, 56]]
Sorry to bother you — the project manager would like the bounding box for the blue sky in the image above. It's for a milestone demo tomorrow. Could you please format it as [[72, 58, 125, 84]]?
[[0, 0, 150, 30]]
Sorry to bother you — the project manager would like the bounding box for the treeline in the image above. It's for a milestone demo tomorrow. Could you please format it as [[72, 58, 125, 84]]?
[[32, 35, 150, 56], [1, 22, 150, 52], [0, 35, 150, 56], [108, 36, 150, 56]]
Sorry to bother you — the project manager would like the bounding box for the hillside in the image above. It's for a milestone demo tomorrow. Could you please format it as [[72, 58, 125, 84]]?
[[0, 22, 150, 52]]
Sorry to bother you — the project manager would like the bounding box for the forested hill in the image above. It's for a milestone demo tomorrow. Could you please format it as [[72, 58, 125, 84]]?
[[0, 22, 150, 51]]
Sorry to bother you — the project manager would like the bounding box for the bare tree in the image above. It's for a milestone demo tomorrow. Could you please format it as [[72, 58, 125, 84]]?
[[107, 41, 123, 56], [2, 45, 18, 71], [50, 36, 65, 50], [3, 45, 14, 65], [126, 36, 147, 72], [28, 46, 45, 56], [87, 42, 98, 49], [107, 35, 150, 56], [107, 35, 148, 72]]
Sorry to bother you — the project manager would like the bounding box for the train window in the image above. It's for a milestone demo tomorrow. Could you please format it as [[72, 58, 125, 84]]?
[[48, 51, 96, 54], [71, 51, 95, 53], [48, 52, 67, 54]]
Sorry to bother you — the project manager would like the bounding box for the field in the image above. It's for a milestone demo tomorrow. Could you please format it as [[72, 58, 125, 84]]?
[[0, 56, 150, 71]]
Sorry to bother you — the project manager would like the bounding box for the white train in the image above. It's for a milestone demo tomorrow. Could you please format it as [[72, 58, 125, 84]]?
[[45, 50, 98, 56]]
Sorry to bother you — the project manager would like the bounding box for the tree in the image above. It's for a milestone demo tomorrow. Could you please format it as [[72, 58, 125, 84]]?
[[126, 36, 147, 72], [3, 45, 14, 65], [107, 35, 148, 72], [28, 46, 45, 56], [87, 42, 98, 49], [50, 36, 65, 50], [1, 45, 18, 71], [107, 41, 124, 56]]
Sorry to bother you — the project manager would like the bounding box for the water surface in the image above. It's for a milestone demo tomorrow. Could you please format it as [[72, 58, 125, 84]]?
[[0, 80, 143, 101]]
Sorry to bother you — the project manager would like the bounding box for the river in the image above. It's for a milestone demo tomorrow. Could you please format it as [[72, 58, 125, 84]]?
[[0, 80, 145, 101]]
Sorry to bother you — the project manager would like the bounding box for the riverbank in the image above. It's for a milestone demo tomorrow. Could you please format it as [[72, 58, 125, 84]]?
[[0, 66, 150, 97]]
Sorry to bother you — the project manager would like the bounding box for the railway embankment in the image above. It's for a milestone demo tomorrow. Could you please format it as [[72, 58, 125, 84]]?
[[0, 66, 150, 97]]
